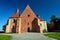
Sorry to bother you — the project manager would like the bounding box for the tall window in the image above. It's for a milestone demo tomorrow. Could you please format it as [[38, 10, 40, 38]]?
[[28, 23, 29, 25], [13, 19, 17, 23]]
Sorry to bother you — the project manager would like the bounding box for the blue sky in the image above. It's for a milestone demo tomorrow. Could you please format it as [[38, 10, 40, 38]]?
[[0, 0, 60, 30]]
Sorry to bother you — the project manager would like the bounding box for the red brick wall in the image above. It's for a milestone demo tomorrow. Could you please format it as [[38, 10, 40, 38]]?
[[20, 6, 40, 33]]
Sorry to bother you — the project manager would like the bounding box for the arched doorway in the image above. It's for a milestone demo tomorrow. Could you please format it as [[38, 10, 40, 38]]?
[[12, 26, 16, 33], [27, 27, 30, 32]]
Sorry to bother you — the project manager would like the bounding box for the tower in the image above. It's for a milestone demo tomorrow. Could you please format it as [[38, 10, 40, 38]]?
[[6, 8, 20, 33]]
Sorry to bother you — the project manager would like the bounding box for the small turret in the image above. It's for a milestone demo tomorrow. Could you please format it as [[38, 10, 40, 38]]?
[[10, 8, 20, 18]]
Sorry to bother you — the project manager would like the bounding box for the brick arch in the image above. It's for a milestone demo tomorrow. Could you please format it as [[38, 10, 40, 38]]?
[[31, 18, 40, 32]]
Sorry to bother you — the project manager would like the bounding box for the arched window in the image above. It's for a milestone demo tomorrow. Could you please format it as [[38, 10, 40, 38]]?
[[13, 19, 17, 23], [28, 23, 29, 25]]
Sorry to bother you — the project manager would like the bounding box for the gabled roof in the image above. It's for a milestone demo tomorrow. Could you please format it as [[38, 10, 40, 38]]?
[[20, 5, 38, 18], [10, 8, 20, 18], [9, 5, 45, 21]]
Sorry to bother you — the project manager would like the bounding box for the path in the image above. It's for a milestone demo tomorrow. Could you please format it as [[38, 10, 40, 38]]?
[[10, 33, 56, 40]]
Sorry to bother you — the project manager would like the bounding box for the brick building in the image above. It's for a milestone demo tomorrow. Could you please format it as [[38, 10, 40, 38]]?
[[5, 5, 47, 33]]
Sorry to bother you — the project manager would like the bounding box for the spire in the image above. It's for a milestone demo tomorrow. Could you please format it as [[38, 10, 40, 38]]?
[[10, 8, 20, 18], [16, 8, 19, 14]]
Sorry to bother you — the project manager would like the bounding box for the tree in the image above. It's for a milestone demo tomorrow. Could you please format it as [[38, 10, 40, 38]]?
[[2, 20, 9, 32], [50, 15, 57, 22], [50, 15, 60, 32], [47, 23, 51, 32], [3, 25, 6, 32], [56, 18, 60, 30]]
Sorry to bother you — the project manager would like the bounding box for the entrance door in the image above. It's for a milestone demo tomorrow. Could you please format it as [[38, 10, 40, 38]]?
[[27, 27, 30, 32]]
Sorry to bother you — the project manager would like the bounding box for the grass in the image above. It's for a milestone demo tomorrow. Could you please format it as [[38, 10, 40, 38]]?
[[0, 35, 12, 40], [44, 32, 60, 40]]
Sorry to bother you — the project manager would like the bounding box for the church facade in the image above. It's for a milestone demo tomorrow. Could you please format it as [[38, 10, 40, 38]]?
[[5, 5, 47, 33]]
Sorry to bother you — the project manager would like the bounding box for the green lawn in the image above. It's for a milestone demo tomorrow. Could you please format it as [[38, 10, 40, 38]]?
[[44, 32, 60, 40], [0, 35, 12, 40]]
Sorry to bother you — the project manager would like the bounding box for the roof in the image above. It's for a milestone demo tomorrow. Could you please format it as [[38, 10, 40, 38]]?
[[10, 5, 45, 21], [20, 5, 38, 18], [40, 19, 45, 21], [38, 17, 45, 21], [10, 8, 20, 18]]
